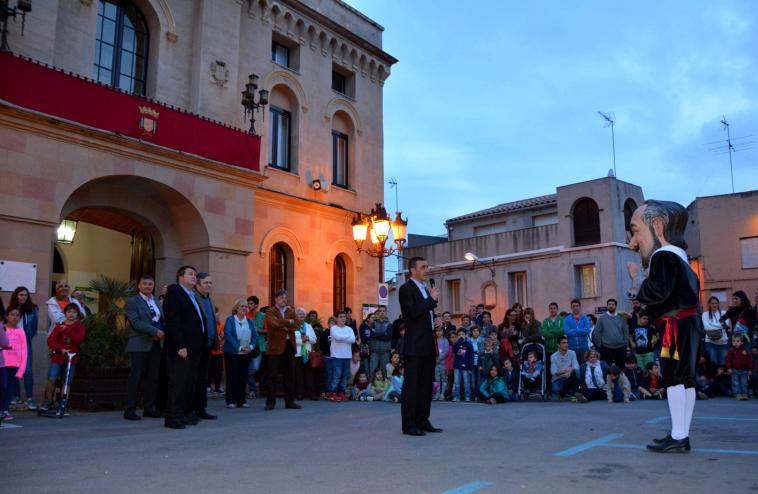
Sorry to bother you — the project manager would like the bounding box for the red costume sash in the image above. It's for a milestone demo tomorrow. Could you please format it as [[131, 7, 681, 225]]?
[[655, 307, 698, 361]]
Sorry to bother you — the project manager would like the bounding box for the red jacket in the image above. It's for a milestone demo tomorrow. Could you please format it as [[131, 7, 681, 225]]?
[[726, 346, 753, 371], [48, 321, 86, 364]]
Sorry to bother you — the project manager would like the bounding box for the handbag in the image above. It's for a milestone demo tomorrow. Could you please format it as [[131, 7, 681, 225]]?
[[308, 349, 324, 369]]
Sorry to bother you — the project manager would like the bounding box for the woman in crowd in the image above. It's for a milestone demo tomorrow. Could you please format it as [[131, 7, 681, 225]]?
[[223, 300, 257, 408], [497, 309, 520, 351], [8, 287, 38, 410], [521, 307, 542, 344], [293, 307, 318, 401], [702, 296, 729, 366], [721, 291, 756, 347]]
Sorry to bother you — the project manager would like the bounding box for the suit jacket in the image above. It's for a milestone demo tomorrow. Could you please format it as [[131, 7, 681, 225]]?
[[162, 283, 206, 355], [125, 294, 163, 353], [264, 306, 300, 355], [399, 279, 438, 357]]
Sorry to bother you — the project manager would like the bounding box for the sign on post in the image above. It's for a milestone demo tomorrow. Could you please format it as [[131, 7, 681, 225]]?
[[378, 283, 389, 306]]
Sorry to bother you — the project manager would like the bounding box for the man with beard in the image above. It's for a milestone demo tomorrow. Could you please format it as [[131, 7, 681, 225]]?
[[627, 200, 703, 453]]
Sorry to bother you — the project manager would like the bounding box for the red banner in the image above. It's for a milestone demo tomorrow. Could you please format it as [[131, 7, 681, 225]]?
[[0, 52, 260, 172]]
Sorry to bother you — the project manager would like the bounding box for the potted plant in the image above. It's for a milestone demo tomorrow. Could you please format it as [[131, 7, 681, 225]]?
[[69, 276, 135, 410]]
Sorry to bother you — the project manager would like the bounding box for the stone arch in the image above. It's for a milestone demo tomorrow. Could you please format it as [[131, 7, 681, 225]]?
[[325, 98, 362, 135], [295, 18, 306, 42], [307, 25, 317, 49], [339, 43, 349, 63], [325, 238, 362, 271], [283, 11, 294, 36], [133, 0, 178, 42], [329, 37, 339, 58], [571, 197, 601, 246], [258, 226, 305, 261], [319, 31, 328, 55], [270, 3, 282, 29], [359, 54, 368, 76], [377, 64, 388, 85], [349, 48, 359, 69], [368, 59, 377, 81], [262, 70, 309, 112]]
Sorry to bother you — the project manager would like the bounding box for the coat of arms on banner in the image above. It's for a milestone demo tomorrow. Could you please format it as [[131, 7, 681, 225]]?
[[138, 106, 159, 136]]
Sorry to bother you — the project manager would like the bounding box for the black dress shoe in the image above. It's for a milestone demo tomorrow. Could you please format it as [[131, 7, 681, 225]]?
[[647, 436, 690, 453], [652, 434, 672, 445], [196, 410, 217, 420], [264, 401, 275, 411], [285, 402, 302, 409], [142, 410, 164, 418], [123, 410, 141, 421], [164, 420, 186, 430], [182, 414, 199, 426], [309, 395, 320, 401], [402, 426, 426, 436], [418, 422, 443, 433]]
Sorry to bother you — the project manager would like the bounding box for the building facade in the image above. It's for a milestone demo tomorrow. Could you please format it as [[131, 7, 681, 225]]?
[[400, 177, 644, 322], [0, 0, 396, 324]]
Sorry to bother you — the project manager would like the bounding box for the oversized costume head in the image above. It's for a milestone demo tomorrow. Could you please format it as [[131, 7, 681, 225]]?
[[632, 200, 688, 269]]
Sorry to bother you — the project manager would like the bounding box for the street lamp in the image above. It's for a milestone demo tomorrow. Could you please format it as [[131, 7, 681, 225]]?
[[1, 0, 32, 52], [352, 203, 407, 258], [464, 251, 494, 278], [240, 74, 269, 136], [56, 219, 77, 244]]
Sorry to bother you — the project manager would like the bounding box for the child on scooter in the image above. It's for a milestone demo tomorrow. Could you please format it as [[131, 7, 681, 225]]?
[[42, 303, 86, 411]]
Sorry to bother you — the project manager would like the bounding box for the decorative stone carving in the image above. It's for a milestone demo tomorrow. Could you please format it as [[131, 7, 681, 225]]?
[[210, 60, 229, 87]]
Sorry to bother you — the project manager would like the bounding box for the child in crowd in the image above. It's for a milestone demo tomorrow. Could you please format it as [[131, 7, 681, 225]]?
[[713, 365, 733, 397], [0, 321, 9, 423], [499, 333, 516, 370], [384, 366, 404, 403], [479, 336, 499, 383], [208, 306, 225, 395], [629, 311, 657, 370], [480, 312, 497, 338], [328, 311, 356, 402], [726, 334, 753, 400], [42, 303, 86, 411], [695, 354, 715, 399], [444, 331, 456, 399], [386, 351, 401, 382], [349, 351, 362, 386], [351, 371, 371, 401], [623, 355, 645, 400], [359, 313, 373, 375], [469, 326, 484, 399], [1, 309, 28, 419], [434, 326, 449, 401], [452, 329, 474, 402], [605, 365, 631, 403], [640, 362, 665, 399], [369, 368, 389, 401], [520, 351, 544, 384], [501, 360, 519, 401], [478, 364, 509, 404]]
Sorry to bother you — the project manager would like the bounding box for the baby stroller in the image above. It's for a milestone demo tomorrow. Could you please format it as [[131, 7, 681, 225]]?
[[518, 343, 547, 401], [38, 351, 76, 419]]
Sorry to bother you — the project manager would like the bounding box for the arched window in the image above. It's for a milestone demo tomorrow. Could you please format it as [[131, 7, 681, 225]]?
[[269, 244, 288, 305], [331, 111, 353, 189], [623, 199, 637, 241], [268, 85, 298, 171], [573, 198, 601, 246], [333, 255, 347, 316], [93, 0, 149, 95]]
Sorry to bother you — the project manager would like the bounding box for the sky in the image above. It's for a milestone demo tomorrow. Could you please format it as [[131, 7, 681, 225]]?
[[345, 0, 758, 237]]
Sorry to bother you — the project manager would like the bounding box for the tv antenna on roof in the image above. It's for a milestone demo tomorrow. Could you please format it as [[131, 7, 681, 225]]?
[[597, 111, 617, 178], [706, 117, 754, 193], [387, 178, 399, 212]]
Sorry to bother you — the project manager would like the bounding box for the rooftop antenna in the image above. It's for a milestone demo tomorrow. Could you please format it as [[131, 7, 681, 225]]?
[[597, 111, 617, 178], [387, 178, 398, 212], [706, 117, 754, 194]]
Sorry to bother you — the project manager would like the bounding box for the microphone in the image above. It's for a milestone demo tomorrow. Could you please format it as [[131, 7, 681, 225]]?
[[429, 278, 436, 289]]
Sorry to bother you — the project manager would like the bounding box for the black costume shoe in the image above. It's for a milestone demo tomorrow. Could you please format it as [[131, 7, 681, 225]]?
[[418, 422, 443, 433], [652, 434, 672, 445], [196, 410, 217, 420], [647, 436, 690, 453], [402, 425, 426, 436], [285, 402, 302, 409], [123, 410, 141, 421], [182, 414, 199, 426], [164, 420, 186, 430], [142, 410, 164, 418]]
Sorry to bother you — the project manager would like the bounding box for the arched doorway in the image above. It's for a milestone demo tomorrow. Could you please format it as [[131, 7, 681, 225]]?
[[58, 175, 210, 295], [572, 198, 601, 246], [268, 242, 295, 305], [333, 254, 347, 316]]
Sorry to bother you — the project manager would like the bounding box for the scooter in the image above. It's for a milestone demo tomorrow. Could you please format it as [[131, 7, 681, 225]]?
[[38, 351, 76, 419]]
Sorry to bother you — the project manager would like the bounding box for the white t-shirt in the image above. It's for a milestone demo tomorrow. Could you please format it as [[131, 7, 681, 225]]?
[[330, 324, 356, 359], [702, 310, 728, 345]]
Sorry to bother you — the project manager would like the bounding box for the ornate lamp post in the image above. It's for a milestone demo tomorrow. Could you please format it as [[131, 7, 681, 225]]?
[[352, 203, 407, 282], [240, 74, 269, 136], [1, 0, 32, 52]]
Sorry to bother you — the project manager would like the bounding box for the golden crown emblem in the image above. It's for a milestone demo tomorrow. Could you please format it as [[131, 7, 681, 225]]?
[[138, 106, 160, 118]]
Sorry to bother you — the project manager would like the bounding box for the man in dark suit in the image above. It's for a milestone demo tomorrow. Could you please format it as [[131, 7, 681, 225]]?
[[162, 265, 207, 429], [192, 272, 217, 420], [399, 256, 442, 436], [123, 274, 165, 421], [264, 289, 301, 411]]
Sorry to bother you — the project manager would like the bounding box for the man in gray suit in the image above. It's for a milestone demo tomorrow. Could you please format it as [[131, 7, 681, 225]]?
[[123, 274, 165, 420]]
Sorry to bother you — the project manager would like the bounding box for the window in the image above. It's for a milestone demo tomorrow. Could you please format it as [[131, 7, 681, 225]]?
[[333, 255, 347, 316], [268, 106, 291, 170], [93, 0, 149, 95], [576, 264, 597, 299], [573, 198, 601, 246], [510, 272, 527, 306], [446, 279, 461, 314], [332, 131, 348, 188], [271, 41, 290, 67], [332, 71, 347, 94], [741, 237, 758, 269], [269, 244, 288, 305]]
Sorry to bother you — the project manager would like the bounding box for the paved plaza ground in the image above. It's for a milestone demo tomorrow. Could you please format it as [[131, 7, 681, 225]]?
[[3, 396, 757, 493]]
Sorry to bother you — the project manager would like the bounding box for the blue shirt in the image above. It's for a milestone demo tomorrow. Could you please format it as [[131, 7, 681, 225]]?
[[180, 284, 205, 334]]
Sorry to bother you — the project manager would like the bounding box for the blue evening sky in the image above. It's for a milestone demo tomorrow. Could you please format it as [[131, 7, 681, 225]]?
[[346, 1, 758, 236]]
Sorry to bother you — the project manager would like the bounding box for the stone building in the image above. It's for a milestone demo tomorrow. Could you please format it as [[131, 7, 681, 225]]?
[[400, 177, 645, 322], [0, 0, 396, 324]]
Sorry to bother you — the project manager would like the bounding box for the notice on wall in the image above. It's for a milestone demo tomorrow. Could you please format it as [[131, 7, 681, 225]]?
[[0, 260, 37, 293]]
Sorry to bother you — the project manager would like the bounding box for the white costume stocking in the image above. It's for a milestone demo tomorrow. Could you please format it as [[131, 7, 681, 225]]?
[[667, 384, 687, 440], [683, 386, 696, 436]]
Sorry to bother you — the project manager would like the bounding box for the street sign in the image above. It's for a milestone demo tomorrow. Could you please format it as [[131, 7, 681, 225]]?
[[378, 283, 389, 305]]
